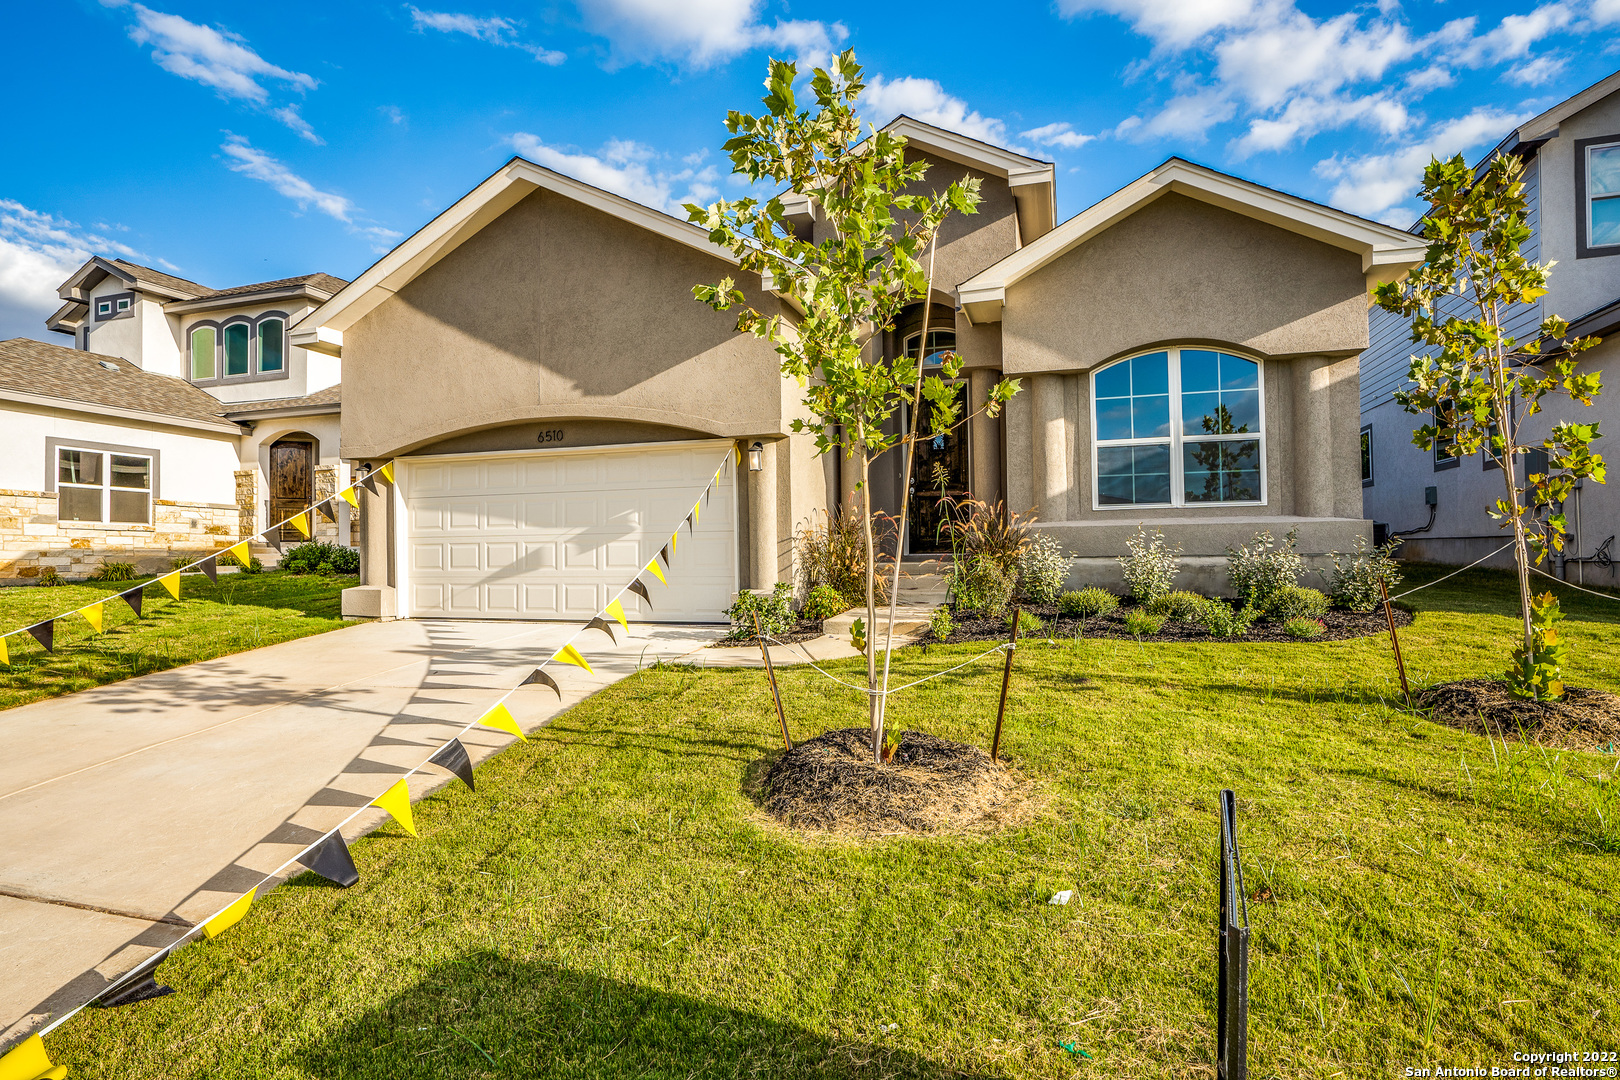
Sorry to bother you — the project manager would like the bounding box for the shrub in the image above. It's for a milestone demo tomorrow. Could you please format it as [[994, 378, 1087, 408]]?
[[724, 582, 796, 640], [1195, 598, 1257, 639], [1016, 532, 1069, 604], [1005, 609, 1044, 636], [1123, 609, 1165, 637], [1227, 529, 1304, 612], [801, 584, 848, 622], [281, 542, 359, 575], [1270, 585, 1330, 621], [1283, 617, 1326, 639], [945, 500, 1030, 577], [1118, 525, 1181, 602], [929, 605, 954, 641], [1507, 591, 1567, 700], [1145, 590, 1204, 620], [795, 508, 889, 607], [949, 556, 1014, 618], [1328, 536, 1404, 613], [37, 567, 65, 587], [92, 562, 139, 582], [1059, 586, 1118, 618]]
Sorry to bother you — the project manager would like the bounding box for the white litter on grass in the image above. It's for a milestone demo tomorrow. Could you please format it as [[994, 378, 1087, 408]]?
[[1049, 890, 1073, 905]]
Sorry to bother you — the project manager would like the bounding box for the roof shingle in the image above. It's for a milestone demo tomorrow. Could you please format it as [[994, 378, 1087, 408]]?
[[223, 384, 341, 416], [109, 259, 211, 297], [187, 272, 349, 303], [0, 338, 235, 428]]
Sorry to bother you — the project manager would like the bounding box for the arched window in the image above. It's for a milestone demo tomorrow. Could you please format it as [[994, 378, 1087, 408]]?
[[257, 317, 285, 373], [222, 321, 250, 377], [1092, 347, 1264, 508], [189, 326, 216, 381], [904, 329, 956, 366]]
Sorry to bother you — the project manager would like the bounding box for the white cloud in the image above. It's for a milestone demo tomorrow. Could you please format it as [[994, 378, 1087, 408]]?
[[862, 75, 1013, 148], [1595, 0, 1620, 24], [221, 135, 353, 221], [380, 105, 406, 125], [1315, 107, 1525, 220], [407, 7, 566, 64], [508, 134, 720, 214], [107, 2, 316, 103], [573, 0, 845, 68], [1057, 0, 1264, 50], [1119, 89, 1236, 141], [1502, 53, 1567, 86], [1021, 121, 1096, 150], [1231, 92, 1407, 157], [1448, 4, 1573, 67], [272, 104, 325, 145], [0, 199, 145, 342]]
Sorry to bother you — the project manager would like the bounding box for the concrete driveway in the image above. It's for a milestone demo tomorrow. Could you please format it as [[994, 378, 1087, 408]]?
[[0, 617, 722, 1046]]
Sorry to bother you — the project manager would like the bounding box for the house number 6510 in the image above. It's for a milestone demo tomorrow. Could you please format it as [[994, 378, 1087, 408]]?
[[537, 429, 565, 444]]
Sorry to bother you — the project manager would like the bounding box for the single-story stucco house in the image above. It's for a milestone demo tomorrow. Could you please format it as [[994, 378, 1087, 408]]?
[[283, 116, 1425, 622]]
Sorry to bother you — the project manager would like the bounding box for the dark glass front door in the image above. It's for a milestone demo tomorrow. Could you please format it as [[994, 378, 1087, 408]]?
[[906, 383, 969, 554]]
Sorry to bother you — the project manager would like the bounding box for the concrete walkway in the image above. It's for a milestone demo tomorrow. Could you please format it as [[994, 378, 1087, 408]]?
[[0, 618, 721, 1047]]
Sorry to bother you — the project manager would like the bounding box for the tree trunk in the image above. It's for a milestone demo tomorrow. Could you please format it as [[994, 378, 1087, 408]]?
[[1488, 323, 1537, 696], [860, 452, 880, 762]]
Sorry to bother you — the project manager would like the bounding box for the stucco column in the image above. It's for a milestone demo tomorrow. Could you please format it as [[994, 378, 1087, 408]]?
[[748, 439, 779, 588], [358, 468, 390, 587], [1032, 374, 1069, 523], [1293, 357, 1334, 518], [968, 368, 1003, 507]]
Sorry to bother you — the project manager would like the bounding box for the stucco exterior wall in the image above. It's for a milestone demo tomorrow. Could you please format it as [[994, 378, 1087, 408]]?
[[237, 412, 349, 545], [339, 188, 796, 460], [1001, 193, 1370, 375], [1536, 90, 1620, 318]]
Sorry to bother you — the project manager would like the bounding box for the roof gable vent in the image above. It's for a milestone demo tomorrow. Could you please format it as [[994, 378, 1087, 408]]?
[[98, 360, 120, 371]]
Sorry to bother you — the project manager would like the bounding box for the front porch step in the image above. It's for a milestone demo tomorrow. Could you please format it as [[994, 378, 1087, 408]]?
[[823, 602, 938, 643]]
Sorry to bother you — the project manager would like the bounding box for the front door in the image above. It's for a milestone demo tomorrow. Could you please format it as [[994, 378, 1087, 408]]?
[[906, 384, 970, 554], [269, 440, 313, 543]]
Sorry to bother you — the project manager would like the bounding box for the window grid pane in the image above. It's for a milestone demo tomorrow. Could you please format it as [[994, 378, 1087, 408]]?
[[1592, 195, 1620, 248], [60, 485, 104, 522], [258, 319, 285, 372], [224, 324, 250, 376], [190, 327, 215, 380], [111, 455, 150, 490], [1592, 145, 1620, 196], [109, 489, 150, 524], [58, 448, 101, 486]]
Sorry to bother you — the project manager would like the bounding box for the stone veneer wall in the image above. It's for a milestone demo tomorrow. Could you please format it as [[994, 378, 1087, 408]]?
[[313, 465, 341, 543], [234, 469, 258, 544], [0, 489, 239, 581]]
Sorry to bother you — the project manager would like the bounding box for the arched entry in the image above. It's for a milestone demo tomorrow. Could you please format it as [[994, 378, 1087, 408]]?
[[268, 435, 315, 542]]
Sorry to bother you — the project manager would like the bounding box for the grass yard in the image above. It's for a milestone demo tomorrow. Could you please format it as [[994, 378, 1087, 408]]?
[[0, 572, 351, 710], [44, 565, 1620, 1078]]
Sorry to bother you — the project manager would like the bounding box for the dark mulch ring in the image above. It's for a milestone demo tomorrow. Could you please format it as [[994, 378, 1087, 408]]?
[[707, 619, 824, 649], [751, 727, 1035, 834], [1416, 678, 1620, 752], [923, 600, 1413, 645]]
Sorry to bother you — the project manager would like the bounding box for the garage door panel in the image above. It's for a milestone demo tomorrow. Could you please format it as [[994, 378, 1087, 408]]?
[[405, 444, 735, 622]]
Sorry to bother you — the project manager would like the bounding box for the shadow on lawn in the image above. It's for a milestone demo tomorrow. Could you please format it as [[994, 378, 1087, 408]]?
[[299, 953, 1004, 1079]]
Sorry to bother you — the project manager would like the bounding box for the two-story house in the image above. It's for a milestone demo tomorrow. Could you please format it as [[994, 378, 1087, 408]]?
[[1361, 70, 1620, 586], [0, 259, 352, 580]]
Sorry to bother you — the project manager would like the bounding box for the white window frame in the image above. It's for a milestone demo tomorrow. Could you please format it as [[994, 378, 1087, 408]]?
[[116, 298, 130, 312], [56, 446, 154, 525], [97, 301, 111, 315], [257, 316, 285, 374], [190, 325, 216, 381], [1587, 139, 1620, 250], [221, 319, 252, 378], [1089, 346, 1267, 511]]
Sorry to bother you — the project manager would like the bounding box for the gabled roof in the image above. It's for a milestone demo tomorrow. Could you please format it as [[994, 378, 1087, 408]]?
[[955, 157, 1428, 324], [223, 383, 341, 420], [1517, 68, 1620, 144], [0, 338, 240, 433], [781, 115, 1058, 245], [46, 300, 87, 336], [57, 257, 210, 303], [291, 157, 762, 358]]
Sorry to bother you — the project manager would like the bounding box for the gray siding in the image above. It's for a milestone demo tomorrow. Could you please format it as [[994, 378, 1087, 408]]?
[[1359, 154, 1543, 412]]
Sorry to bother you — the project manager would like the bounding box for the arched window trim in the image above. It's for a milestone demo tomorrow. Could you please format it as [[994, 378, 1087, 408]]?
[[903, 328, 957, 366], [1089, 346, 1267, 511], [185, 310, 292, 385]]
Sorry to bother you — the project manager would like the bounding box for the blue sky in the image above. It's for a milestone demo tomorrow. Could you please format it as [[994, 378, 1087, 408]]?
[[2, 0, 1617, 342]]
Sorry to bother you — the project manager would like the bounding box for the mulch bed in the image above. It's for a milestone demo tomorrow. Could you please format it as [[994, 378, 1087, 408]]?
[[752, 727, 1031, 834], [707, 620, 823, 649], [923, 601, 1411, 645], [1416, 678, 1620, 752]]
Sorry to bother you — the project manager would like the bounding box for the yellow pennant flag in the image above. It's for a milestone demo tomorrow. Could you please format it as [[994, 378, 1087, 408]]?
[[0, 636, 8, 667], [644, 558, 667, 585], [670, 529, 677, 555], [478, 702, 527, 742], [0, 1033, 67, 1080], [554, 643, 593, 674], [338, 486, 359, 508], [693, 499, 701, 526], [158, 572, 180, 599], [228, 540, 252, 566], [380, 461, 395, 484], [605, 599, 629, 637], [203, 887, 257, 939], [371, 778, 416, 837], [289, 512, 310, 538], [81, 602, 103, 633]]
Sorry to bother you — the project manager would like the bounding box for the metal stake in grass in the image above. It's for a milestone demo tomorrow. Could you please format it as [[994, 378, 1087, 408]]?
[[752, 611, 792, 751], [991, 607, 1021, 764], [1380, 577, 1412, 709]]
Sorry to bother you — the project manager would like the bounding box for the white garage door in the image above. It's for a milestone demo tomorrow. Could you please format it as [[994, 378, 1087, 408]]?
[[403, 441, 736, 623]]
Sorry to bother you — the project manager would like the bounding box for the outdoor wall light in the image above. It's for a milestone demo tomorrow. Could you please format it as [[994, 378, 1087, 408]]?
[[747, 442, 764, 472]]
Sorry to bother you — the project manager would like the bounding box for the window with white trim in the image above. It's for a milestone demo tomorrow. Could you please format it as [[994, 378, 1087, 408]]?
[[1589, 141, 1620, 249], [222, 322, 250, 377], [57, 447, 152, 524], [1091, 348, 1264, 507], [258, 317, 285, 373]]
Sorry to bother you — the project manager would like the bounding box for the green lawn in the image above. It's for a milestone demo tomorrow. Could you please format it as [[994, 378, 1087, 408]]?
[[0, 571, 351, 710], [43, 565, 1620, 1078]]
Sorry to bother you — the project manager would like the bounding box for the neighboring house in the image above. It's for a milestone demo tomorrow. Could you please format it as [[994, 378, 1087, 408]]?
[[1362, 70, 1620, 585], [289, 116, 1424, 622], [0, 260, 352, 580]]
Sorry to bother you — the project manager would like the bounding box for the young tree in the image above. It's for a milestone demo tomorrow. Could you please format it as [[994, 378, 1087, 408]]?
[[1374, 152, 1604, 700], [688, 51, 1019, 759]]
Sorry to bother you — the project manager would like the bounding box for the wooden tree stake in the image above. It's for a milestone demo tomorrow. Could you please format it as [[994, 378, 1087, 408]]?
[[1380, 578, 1412, 709], [753, 611, 792, 751], [991, 607, 1021, 763]]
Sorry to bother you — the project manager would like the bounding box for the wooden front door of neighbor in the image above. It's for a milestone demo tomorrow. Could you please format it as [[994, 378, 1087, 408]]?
[[269, 440, 313, 542]]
